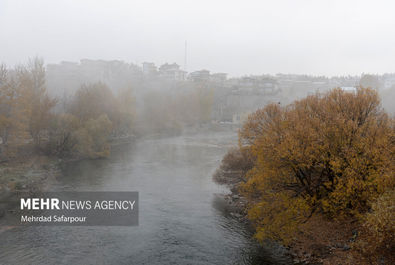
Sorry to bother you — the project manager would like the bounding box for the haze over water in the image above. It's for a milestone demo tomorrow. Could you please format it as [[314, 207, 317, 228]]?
[[0, 132, 291, 265]]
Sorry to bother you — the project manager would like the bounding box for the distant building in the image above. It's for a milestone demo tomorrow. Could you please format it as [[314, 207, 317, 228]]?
[[292, 80, 314, 91], [232, 111, 251, 124], [260, 78, 279, 94], [142, 62, 157, 76], [383, 75, 395, 89], [158, 63, 186, 81], [46, 59, 141, 102], [235, 76, 280, 95], [210, 73, 227, 84], [340, 86, 357, 93], [189, 70, 210, 82]]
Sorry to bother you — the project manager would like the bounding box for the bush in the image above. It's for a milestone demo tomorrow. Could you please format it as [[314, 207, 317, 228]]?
[[47, 114, 79, 156], [73, 115, 112, 158], [213, 147, 254, 185], [355, 190, 395, 263], [48, 114, 112, 159]]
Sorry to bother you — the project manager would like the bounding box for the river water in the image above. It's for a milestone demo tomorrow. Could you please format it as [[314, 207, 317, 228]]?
[[0, 131, 291, 265]]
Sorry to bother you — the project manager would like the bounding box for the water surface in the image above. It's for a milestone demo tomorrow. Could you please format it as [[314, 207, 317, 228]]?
[[0, 132, 291, 265]]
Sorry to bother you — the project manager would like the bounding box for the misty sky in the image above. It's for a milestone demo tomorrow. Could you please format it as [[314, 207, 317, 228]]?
[[1, 0, 395, 76]]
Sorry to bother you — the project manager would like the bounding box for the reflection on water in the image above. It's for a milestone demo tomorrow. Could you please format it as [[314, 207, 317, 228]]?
[[0, 132, 291, 265]]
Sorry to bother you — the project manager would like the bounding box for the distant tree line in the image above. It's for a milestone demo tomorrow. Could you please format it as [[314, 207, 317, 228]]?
[[0, 58, 136, 159], [0, 58, 216, 159]]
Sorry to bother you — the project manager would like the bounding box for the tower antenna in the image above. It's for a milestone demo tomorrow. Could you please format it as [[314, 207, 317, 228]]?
[[184, 40, 187, 72]]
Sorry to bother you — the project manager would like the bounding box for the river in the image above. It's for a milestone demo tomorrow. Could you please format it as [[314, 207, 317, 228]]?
[[0, 131, 291, 265]]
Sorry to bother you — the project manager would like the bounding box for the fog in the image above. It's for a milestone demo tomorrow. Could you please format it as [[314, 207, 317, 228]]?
[[1, 2, 395, 265], [1, 0, 395, 76]]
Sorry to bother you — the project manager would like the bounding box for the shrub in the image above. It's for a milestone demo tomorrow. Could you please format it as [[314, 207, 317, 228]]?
[[213, 147, 254, 185], [355, 190, 395, 263]]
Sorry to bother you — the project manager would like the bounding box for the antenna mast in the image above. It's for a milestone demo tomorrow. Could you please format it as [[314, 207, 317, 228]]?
[[184, 40, 187, 72]]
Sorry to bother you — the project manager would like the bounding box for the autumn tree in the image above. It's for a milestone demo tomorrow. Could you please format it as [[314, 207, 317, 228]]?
[[0, 64, 16, 146], [213, 147, 255, 186], [238, 88, 394, 244], [17, 58, 57, 146], [47, 83, 112, 158], [0, 59, 136, 159], [69, 82, 116, 122], [1, 60, 56, 151], [0, 65, 29, 147], [355, 190, 395, 262], [72, 114, 112, 158], [47, 113, 79, 156], [49, 82, 137, 158]]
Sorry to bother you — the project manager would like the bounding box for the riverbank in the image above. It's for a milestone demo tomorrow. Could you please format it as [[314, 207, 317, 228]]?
[[0, 125, 229, 208], [0, 123, 233, 195], [0, 154, 60, 195], [213, 166, 369, 265], [0, 152, 61, 229], [0, 135, 137, 204]]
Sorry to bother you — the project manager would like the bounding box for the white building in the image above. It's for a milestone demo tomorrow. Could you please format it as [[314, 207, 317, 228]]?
[[158, 63, 186, 81], [383, 75, 395, 90], [210, 73, 227, 84], [142, 62, 157, 76], [340, 86, 357, 93], [189, 70, 210, 82]]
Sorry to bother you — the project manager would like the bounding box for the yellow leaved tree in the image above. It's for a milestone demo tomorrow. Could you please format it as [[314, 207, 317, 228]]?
[[239, 88, 394, 244]]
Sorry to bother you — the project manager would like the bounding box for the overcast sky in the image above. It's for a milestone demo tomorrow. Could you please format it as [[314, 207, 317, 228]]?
[[1, 0, 395, 76]]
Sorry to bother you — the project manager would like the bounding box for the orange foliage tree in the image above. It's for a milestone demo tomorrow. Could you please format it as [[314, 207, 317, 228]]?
[[239, 88, 394, 244]]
